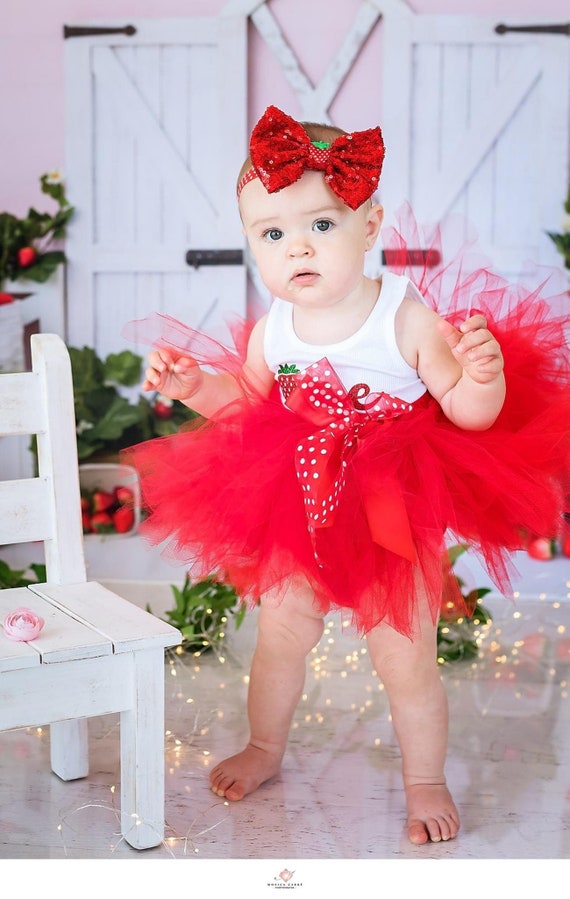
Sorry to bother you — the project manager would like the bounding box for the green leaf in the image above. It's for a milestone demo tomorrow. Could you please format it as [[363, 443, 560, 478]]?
[[447, 543, 469, 567], [76, 437, 104, 460], [180, 624, 199, 640], [40, 174, 69, 208], [88, 395, 143, 440], [29, 563, 47, 583], [0, 559, 27, 588], [103, 350, 143, 387], [158, 573, 245, 653], [18, 251, 67, 284], [234, 603, 247, 630], [69, 346, 105, 393], [153, 418, 180, 436], [0, 559, 45, 589]]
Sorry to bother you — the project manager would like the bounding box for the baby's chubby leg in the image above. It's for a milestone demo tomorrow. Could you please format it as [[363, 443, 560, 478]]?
[[210, 581, 325, 801], [366, 597, 460, 845]]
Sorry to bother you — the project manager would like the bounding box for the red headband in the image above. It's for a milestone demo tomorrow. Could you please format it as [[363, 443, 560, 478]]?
[[237, 105, 385, 210]]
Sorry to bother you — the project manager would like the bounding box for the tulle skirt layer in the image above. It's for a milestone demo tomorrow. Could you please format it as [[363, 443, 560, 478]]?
[[123, 211, 570, 638]]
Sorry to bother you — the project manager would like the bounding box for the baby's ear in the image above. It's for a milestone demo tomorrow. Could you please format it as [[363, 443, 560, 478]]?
[[365, 203, 384, 249]]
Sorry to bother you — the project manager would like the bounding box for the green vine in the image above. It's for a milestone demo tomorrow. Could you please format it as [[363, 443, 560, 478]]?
[[437, 544, 492, 664], [148, 573, 246, 658]]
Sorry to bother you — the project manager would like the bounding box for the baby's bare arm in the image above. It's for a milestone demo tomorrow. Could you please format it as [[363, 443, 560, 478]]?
[[397, 299, 505, 431], [142, 317, 273, 417], [435, 315, 505, 429]]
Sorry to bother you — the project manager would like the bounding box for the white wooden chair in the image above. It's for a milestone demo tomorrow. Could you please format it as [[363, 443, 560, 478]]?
[[0, 333, 181, 850]]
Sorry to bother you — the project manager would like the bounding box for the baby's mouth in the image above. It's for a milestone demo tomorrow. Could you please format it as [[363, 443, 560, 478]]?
[[291, 270, 319, 286]]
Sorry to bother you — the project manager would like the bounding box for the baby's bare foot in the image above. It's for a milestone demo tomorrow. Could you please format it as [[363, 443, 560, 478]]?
[[209, 742, 282, 801], [404, 781, 460, 844]]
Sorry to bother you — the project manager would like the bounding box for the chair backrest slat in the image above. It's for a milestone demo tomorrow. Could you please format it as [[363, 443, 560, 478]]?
[[0, 335, 87, 584], [0, 479, 53, 544], [0, 372, 45, 436]]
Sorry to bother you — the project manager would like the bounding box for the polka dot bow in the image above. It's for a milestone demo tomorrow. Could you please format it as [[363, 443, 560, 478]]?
[[286, 359, 413, 535]]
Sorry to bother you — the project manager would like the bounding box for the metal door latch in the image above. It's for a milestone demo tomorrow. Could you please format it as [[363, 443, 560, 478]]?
[[63, 25, 137, 38], [495, 23, 570, 36], [185, 249, 244, 269]]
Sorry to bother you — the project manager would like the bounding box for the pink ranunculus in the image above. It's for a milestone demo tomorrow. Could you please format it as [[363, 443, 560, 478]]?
[[2, 607, 45, 642]]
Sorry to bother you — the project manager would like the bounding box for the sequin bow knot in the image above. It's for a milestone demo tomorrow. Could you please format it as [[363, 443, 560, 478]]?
[[285, 359, 416, 561], [248, 105, 385, 210]]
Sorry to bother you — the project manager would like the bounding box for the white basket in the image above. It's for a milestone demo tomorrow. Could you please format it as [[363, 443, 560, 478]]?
[[79, 463, 141, 538]]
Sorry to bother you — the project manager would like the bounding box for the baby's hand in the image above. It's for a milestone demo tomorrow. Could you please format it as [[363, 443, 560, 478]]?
[[142, 348, 203, 401], [438, 314, 503, 384]]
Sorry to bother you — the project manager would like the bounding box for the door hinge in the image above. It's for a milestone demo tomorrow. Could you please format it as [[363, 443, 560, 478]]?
[[63, 25, 137, 39], [186, 249, 244, 269], [495, 23, 570, 37]]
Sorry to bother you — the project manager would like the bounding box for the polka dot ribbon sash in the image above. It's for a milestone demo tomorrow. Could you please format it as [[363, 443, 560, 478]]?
[[285, 358, 417, 563]]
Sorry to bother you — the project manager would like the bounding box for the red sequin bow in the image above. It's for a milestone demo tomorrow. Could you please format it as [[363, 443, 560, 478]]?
[[242, 105, 385, 210], [285, 359, 417, 562]]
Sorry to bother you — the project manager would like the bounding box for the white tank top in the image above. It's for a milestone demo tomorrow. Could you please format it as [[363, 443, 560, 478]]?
[[264, 272, 427, 403]]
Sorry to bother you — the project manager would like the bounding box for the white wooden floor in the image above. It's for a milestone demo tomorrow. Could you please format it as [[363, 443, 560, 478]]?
[[1, 554, 569, 891]]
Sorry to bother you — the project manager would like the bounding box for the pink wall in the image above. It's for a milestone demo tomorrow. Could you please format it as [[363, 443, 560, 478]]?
[[1, 0, 568, 216]]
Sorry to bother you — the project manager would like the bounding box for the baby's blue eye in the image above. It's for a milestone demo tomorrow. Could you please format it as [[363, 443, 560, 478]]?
[[313, 219, 333, 233], [263, 228, 283, 242]]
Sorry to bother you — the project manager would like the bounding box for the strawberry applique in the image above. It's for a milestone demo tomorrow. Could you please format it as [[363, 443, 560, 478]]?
[[277, 363, 301, 401]]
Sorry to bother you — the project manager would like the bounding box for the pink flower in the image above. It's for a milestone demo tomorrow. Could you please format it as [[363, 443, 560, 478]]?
[[3, 607, 45, 642]]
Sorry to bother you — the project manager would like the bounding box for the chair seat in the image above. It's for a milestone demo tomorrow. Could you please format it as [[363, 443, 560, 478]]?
[[0, 582, 179, 671]]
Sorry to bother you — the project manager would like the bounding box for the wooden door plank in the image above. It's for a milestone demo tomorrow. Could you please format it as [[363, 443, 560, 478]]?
[[93, 47, 215, 227], [414, 52, 542, 222]]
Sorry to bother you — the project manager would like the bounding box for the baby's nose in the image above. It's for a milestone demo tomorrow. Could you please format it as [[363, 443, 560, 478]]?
[[288, 237, 312, 256]]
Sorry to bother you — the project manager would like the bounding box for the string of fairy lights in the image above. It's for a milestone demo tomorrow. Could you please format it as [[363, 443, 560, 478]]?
[[11, 583, 570, 856]]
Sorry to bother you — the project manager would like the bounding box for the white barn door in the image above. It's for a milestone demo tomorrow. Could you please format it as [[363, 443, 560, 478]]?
[[379, 3, 570, 278], [64, 15, 248, 358]]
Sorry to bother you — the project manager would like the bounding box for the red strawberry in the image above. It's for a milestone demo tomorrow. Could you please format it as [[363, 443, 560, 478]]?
[[153, 394, 174, 420], [80, 495, 90, 513], [114, 485, 134, 507], [17, 246, 37, 268], [90, 511, 114, 533], [526, 537, 556, 560], [92, 490, 114, 512], [277, 363, 301, 400], [0, 292, 15, 305], [112, 506, 135, 534], [561, 536, 570, 558], [81, 511, 93, 533]]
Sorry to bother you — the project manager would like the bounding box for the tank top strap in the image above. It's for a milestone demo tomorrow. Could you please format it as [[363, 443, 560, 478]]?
[[372, 272, 416, 320], [356, 272, 410, 348], [265, 294, 294, 346]]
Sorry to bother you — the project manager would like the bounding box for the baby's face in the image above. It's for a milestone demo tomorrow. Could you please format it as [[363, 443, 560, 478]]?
[[239, 171, 382, 309]]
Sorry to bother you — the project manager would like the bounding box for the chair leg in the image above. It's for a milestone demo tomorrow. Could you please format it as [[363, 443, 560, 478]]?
[[120, 647, 166, 850], [50, 718, 89, 781]]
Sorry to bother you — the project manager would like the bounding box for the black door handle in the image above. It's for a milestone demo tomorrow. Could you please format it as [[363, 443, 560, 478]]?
[[185, 249, 244, 269]]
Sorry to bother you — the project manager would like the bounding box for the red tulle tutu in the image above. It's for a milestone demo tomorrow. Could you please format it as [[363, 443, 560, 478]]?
[[122, 209, 570, 638]]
